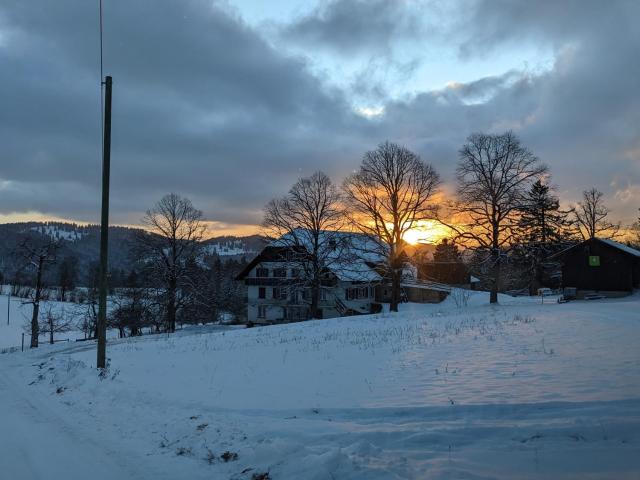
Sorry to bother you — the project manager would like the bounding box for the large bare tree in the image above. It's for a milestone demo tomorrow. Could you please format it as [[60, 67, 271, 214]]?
[[17, 236, 59, 348], [263, 171, 344, 319], [343, 141, 440, 312], [572, 187, 620, 240], [446, 131, 547, 304], [136, 193, 206, 332]]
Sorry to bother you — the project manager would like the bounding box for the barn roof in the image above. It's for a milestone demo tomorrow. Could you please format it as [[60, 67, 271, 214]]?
[[598, 238, 640, 258], [551, 237, 640, 259]]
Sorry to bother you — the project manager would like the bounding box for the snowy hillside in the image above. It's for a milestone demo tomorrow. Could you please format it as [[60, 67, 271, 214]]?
[[30, 224, 86, 242], [203, 239, 252, 256], [0, 292, 639, 479], [202, 235, 264, 259]]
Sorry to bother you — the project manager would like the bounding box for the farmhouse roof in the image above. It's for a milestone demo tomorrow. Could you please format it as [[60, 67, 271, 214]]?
[[236, 229, 387, 282]]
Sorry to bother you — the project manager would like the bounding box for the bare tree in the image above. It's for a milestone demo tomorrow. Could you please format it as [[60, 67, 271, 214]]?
[[572, 188, 620, 240], [57, 255, 78, 301], [183, 256, 247, 324], [444, 131, 547, 304], [136, 193, 206, 332], [17, 237, 59, 347], [110, 274, 151, 338], [343, 141, 440, 312], [263, 171, 344, 319], [39, 304, 73, 345]]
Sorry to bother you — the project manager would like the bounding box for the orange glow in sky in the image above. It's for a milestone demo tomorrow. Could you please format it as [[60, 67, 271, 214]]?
[[402, 220, 452, 245]]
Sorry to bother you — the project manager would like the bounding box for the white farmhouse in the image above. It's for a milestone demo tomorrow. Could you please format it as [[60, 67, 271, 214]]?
[[235, 231, 387, 323], [236, 230, 451, 324]]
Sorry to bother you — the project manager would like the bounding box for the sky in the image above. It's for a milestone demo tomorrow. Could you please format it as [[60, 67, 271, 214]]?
[[0, 0, 638, 237]]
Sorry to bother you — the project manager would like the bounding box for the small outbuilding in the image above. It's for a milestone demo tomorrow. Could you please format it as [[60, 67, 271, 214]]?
[[552, 238, 640, 295]]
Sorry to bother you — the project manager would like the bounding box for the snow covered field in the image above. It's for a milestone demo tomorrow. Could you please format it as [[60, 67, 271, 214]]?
[[1, 291, 639, 479], [0, 293, 120, 350]]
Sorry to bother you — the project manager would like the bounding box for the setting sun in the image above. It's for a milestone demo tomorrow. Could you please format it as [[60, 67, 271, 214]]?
[[402, 220, 451, 245]]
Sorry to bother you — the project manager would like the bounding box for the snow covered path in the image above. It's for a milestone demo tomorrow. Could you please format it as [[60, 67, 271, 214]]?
[[0, 368, 140, 480], [1, 292, 639, 479]]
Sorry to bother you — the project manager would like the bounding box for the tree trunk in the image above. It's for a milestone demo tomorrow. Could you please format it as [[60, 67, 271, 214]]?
[[30, 302, 39, 348], [30, 257, 44, 348], [489, 248, 500, 304], [310, 277, 321, 319], [49, 318, 54, 345], [167, 278, 177, 333], [390, 269, 401, 312]]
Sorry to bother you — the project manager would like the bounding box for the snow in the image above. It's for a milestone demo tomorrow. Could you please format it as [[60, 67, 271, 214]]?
[[598, 238, 640, 258], [270, 229, 386, 282], [30, 225, 85, 242], [0, 290, 119, 350], [203, 239, 254, 257], [1, 291, 639, 479]]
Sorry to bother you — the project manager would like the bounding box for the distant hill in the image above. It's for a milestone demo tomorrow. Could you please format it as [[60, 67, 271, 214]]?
[[0, 221, 264, 286], [201, 235, 265, 261]]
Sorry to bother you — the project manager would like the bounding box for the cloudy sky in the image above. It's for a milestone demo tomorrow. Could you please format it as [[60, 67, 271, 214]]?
[[1, 0, 638, 235]]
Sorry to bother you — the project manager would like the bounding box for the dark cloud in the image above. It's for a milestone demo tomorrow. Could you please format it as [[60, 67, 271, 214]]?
[[0, 0, 367, 227], [280, 0, 427, 55], [0, 0, 638, 230], [453, 0, 640, 219]]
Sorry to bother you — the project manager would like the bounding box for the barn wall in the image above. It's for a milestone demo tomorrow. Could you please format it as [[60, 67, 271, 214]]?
[[561, 240, 635, 291]]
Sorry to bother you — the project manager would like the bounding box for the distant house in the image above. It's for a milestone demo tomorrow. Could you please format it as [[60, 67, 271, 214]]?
[[551, 238, 640, 295], [236, 231, 449, 324], [235, 231, 384, 323]]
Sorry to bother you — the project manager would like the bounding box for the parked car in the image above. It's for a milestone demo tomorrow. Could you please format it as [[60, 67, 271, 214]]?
[[537, 287, 553, 296]]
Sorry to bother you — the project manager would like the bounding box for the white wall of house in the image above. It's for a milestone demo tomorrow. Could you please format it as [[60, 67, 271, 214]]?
[[244, 261, 377, 323]]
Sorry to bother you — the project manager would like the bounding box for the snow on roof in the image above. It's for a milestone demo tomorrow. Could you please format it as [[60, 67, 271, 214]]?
[[331, 259, 382, 282], [269, 229, 386, 282], [598, 238, 640, 258]]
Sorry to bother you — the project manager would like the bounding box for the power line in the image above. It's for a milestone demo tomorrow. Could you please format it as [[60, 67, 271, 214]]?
[[99, 0, 104, 150]]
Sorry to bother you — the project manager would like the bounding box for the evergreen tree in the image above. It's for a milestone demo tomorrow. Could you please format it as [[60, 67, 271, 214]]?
[[433, 239, 461, 263], [516, 180, 572, 291], [423, 239, 467, 285], [519, 180, 571, 245]]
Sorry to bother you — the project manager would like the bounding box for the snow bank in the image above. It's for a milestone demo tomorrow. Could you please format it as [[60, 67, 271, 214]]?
[[1, 292, 639, 479]]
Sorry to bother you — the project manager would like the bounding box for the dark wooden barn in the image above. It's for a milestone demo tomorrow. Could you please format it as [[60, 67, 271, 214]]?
[[552, 238, 640, 294]]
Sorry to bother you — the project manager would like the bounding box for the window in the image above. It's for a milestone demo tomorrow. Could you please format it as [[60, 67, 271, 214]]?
[[273, 268, 287, 278], [273, 287, 287, 300], [256, 267, 269, 277], [257, 306, 266, 319], [346, 287, 369, 300], [320, 288, 328, 301], [258, 287, 266, 299], [290, 289, 299, 302]]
